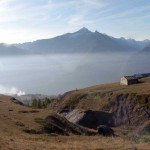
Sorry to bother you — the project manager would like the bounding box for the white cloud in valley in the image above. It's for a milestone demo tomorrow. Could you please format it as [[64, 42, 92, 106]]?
[[0, 85, 25, 96]]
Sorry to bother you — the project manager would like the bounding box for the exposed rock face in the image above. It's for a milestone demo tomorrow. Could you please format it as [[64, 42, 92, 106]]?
[[112, 94, 132, 126], [59, 94, 150, 129], [44, 113, 96, 135], [97, 125, 114, 136], [112, 94, 150, 127], [61, 109, 114, 129]]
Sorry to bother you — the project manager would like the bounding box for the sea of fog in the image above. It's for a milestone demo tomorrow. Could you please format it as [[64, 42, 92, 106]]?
[[0, 53, 149, 96]]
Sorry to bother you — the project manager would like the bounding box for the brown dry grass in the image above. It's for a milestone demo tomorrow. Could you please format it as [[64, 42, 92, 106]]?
[[0, 77, 150, 150], [55, 77, 150, 111], [1, 133, 150, 150], [84, 77, 150, 94]]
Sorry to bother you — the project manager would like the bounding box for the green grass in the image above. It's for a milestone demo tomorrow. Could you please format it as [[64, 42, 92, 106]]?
[[126, 135, 150, 143], [35, 117, 68, 135], [35, 118, 47, 125]]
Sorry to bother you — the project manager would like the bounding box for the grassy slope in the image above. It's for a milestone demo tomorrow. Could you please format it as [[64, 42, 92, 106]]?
[[56, 77, 150, 111], [85, 77, 150, 94], [0, 77, 150, 149], [0, 96, 149, 150]]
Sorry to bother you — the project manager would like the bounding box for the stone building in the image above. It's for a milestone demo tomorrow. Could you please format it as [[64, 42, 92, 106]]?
[[120, 76, 138, 85]]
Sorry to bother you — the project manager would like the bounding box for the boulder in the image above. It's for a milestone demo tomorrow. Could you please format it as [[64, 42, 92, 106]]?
[[43, 113, 96, 136], [61, 109, 114, 129]]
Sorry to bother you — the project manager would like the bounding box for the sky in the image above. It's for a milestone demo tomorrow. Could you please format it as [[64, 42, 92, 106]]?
[[0, 0, 150, 43]]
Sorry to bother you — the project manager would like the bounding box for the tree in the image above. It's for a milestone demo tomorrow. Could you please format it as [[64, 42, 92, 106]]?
[[37, 99, 42, 108], [44, 97, 51, 106], [32, 99, 38, 108]]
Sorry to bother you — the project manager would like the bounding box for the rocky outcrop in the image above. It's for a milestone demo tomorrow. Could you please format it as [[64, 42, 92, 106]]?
[[59, 93, 150, 129], [62, 109, 114, 129], [112, 94, 150, 126], [42, 113, 96, 135]]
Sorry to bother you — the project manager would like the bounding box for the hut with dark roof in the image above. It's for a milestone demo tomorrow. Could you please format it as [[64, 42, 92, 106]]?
[[120, 76, 138, 85]]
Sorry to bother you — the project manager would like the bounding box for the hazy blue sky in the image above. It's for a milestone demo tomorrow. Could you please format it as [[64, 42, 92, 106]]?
[[0, 0, 150, 43]]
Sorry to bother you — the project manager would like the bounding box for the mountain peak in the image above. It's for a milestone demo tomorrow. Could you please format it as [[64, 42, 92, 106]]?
[[70, 27, 92, 38], [80, 27, 89, 31], [78, 27, 91, 33]]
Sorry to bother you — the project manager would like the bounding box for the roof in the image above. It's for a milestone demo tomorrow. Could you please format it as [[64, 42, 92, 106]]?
[[134, 74, 143, 78], [141, 73, 150, 77], [133, 73, 150, 78], [122, 76, 138, 80]]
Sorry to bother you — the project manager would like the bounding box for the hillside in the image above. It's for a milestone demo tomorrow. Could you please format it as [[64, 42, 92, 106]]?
[[16, 28, 149, 54], [0, 78, 150, 149], [0, 95, 96, 149], [49, 77, 150, 129], [55, 77, 150, 110]]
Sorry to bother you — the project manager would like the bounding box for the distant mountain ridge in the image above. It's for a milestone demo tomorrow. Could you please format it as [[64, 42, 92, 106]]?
[[15, 27, 150, 54], [0, 43, 28, 55], [0, 27, 150, 55], [140, 46, 150, 53], [125, 44, 150, 74], [15, 94, 51, 105]]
